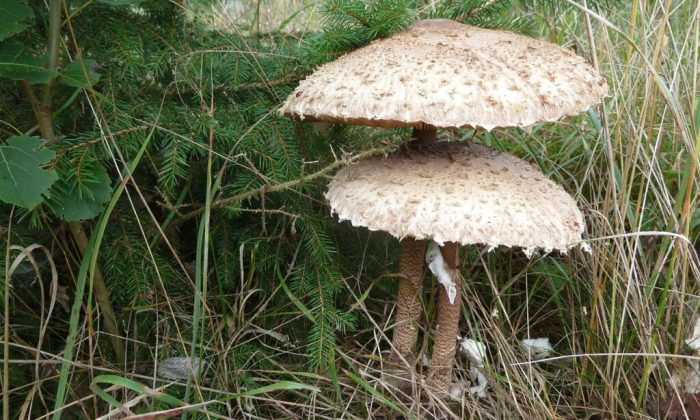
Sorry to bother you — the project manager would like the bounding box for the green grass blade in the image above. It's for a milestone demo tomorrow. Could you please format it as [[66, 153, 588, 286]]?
[[93, 374, 185, 407], [52, 126, 155, 419], [218, 380, 319, 401]]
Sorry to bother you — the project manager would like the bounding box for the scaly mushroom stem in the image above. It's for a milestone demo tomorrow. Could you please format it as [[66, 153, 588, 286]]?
[[428, 242, 461, 392], [388, 239, 427, 373], [390, 127, 433, 363]]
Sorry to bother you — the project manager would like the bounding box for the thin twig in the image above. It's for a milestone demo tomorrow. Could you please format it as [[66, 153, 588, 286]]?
[[167, 145, 392, 229], [166, 73, 303, 97], [41, 0, 62, 107]]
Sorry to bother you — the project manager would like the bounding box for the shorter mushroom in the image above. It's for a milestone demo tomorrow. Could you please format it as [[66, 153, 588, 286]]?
[[326, 142, 587, 391]]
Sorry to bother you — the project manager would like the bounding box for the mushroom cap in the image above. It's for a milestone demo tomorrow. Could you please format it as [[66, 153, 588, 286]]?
[[325, 143, 586, 255], [281, 19, 608, 131]]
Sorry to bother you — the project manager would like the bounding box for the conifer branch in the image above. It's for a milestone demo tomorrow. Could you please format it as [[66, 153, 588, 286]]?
[[457, 0, 505, 21], [327, 2, 370, 27], [168, 145, 393, 230]]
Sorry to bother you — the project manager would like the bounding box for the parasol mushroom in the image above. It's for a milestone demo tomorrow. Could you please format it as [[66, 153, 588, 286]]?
[[280, 19, 607, 133], [325, 142, 588, 389], [280, 18, 607, 392]]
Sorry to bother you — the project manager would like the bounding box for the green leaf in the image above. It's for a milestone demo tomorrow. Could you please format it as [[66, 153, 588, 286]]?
[[0, 136, 57, 208], [0, 0, 33, 41], [0, 41, 56, 84], [60, 59, 100, 88], [92, 375, 185, 407], [218, 380, 319, 401], [47, 162, 112, 221]]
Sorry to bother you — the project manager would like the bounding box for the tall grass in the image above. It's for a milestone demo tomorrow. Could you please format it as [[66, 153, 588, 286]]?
[[439, 1, 700, 417]]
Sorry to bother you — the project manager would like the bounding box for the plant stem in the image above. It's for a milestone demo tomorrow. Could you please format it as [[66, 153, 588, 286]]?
[[183, 103, 216, 412], [68, 222, 124, 362], [42, 0, 62, 106], [20, 0, 124, 363]]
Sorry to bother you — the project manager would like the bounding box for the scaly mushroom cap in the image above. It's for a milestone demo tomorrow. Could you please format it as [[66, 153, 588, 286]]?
[[281, 19, 608, 131], [326, 143, 586, 256]]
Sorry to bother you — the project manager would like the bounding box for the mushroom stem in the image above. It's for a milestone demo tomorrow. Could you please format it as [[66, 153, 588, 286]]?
[[411, 127, 438, 144], [428, 242, 462, 392], [389, 239, 427, 373]]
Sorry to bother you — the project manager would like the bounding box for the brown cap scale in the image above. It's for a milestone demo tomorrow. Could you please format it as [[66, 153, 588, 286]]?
[[280, 19, 608, 131]]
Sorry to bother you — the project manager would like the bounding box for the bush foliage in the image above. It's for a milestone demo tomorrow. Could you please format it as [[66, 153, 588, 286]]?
[[0, 0, 698, 418]]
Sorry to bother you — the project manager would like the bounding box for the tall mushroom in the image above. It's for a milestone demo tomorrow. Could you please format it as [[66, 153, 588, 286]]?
[[280, 19, 607, 391]]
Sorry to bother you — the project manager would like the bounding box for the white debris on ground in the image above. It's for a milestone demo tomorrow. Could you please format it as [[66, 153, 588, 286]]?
[[425, 241, 457, 304], [670, 362, 700, 394], [520, 337, 554, 360], [450, 337, 489, 399], [157, 357, 205, 381], [467, 367, 489, 398], [448, 383, 463, 400], [580, 242, 593, 254], [670, 318, 700, 394], [461, 338, 487, 367], [686, 317, 700, 351], [449, 366, 488, 400]]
